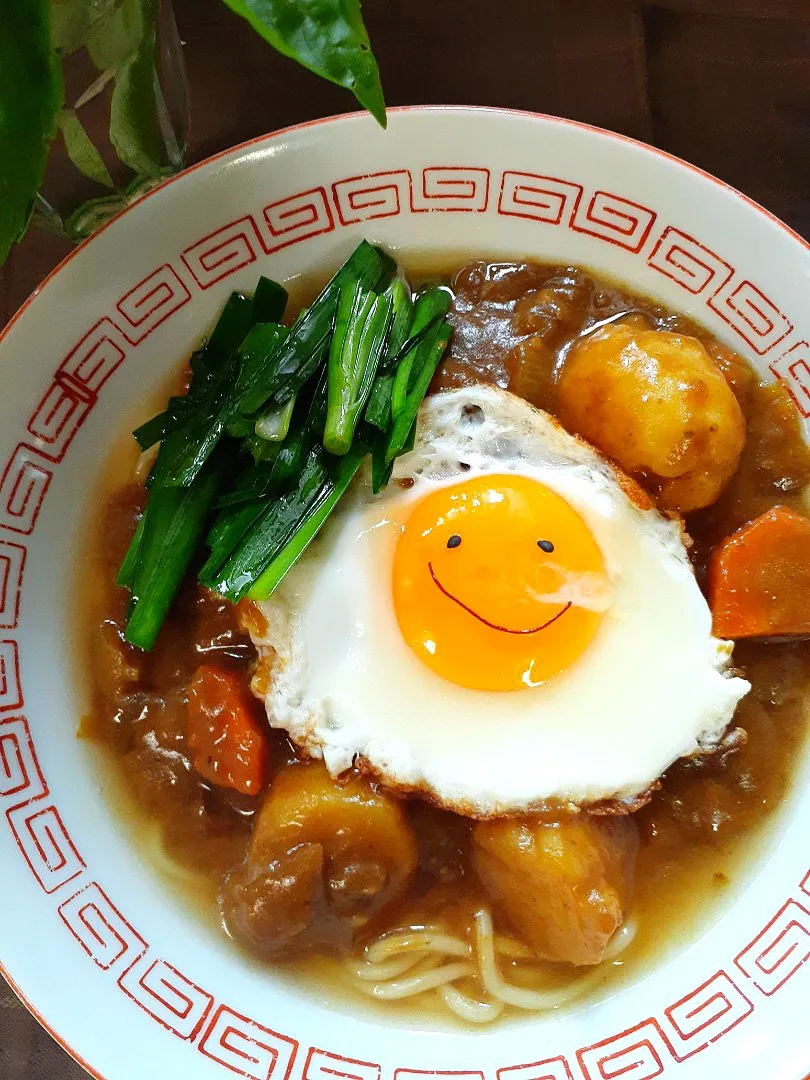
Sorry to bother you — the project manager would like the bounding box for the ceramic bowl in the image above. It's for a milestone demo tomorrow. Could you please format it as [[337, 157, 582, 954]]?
[[1, 106, 809, 1080]]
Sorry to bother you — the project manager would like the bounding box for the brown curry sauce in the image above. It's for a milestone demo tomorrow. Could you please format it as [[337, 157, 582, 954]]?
[[81, 259, 810, 1000]]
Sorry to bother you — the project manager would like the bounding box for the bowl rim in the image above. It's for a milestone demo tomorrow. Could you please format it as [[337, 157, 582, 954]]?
[[2, 102, 808, 1079], [3, 103, 809, 357]]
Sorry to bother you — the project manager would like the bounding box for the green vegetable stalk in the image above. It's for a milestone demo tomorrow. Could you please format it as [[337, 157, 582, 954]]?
[[117, 243, 453, 648], [324, 282, 394, 455]]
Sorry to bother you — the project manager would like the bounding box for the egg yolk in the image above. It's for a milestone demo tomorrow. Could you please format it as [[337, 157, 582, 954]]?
[[392, 473, 609, 691]]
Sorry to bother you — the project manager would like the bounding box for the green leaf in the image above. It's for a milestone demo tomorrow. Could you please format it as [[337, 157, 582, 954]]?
[[0, 0, 63, 264], [52, 0, 121, 56], [86, 0, 143, 69], [101, 0, 164, 177], [58, 109, 115, 188], [220, 0, 386, 126]]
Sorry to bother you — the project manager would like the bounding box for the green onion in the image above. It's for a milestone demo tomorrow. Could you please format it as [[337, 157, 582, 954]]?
[[390, 287, 452, 420], [216, 459, 277, 508], [365, 372, 395, 432], [116, 514, 145, 587], [257, 241, 393, 412], [255, 395, 295, 442], [149, 366, 235, 488], [386, 321, 452, 463], [267, 369, 328, 488], [206, 450, 332, 601], [364, 316, 443, 432], [200, 499, 269, 584], [133, 291, 255, 453], [154, 323, 288, 488], [324, 283, 393, 455], [248, 444, 367, 600], [370, 433, 393, 494], [243, 433, 282, 463], [251, 276, 288, 324], [233, 323, 290, 397], [119, 245, 454, 649], [133, 408, 172, 452], [204, 292, 254, 367], [385, 279, 413, 359], [123, 450, 229, 650]]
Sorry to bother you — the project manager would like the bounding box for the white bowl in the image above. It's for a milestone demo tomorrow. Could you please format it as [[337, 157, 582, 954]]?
[[1, 106, 809, 1080]]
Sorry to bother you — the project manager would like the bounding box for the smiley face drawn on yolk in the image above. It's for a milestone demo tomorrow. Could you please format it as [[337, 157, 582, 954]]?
[[392, 473, 609, 691]]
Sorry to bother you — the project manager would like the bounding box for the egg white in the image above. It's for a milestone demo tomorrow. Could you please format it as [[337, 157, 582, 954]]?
[[246, 385, 750, 816]]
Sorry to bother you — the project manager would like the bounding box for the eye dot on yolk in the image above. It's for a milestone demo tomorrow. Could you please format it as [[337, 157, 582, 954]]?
[[391, 473, 609, 692]]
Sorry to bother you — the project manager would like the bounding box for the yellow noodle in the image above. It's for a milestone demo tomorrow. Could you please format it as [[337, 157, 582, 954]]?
[[604, 917, 638, 960], [438, 983, 505, 1023], [365, 928, 470, 964], [349, 954, 425, 982], [356, 960, 476, 1001], [494, 935, 535, 960], [347, 906, 637, 1021], [474, 908, 601, 1010]]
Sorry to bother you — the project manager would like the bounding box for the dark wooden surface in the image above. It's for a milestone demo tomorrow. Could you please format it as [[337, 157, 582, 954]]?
[[1, 0, 809, 1076]]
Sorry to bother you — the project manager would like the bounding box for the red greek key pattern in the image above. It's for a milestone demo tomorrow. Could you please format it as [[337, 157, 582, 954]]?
[[57, 318, 127, 396], [498, 1057, 574, 1080], [571, 191, 657, 253], [332, 171, 411, 225], [198, 1005, 298, 1080], [0, 444, 53, 535], [0, 541, 26, 629], [260, 188, 334, 253], [27, 378, 93, 463], [2, 155, 809, 1076], [116, 264, 191, 344], [412, 167, 490, 212], [7, 802, 85, 893], [0, 639, 22, 712], [58, 882, 146, 970], [578, 1019, 675, 1080], [647, 227, 734, 296], [769, 341, 810, 417], [118, 954, 213, 1039], [498, 172, 583, 225], [735, 899, 810, 995], [304, 1048, 380, 1080], [709, 278, 792, 356], [395, 1072, 484, 1080], [665, 971, 753, 1060], [182, 217, 263, 289], [0, 716, 45, 802]]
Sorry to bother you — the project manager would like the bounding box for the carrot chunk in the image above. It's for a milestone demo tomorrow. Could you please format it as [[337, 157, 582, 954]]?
[[186, 665, 269, 795], [709, 506, 810, 638]]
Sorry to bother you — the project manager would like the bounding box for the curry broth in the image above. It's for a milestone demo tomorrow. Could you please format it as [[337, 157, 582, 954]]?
[[79, 258, 810, 1021]]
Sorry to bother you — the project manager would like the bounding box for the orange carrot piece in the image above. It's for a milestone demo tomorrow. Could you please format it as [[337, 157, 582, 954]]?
[[186, 665, 269, 795], [709, 506, 810, 638]]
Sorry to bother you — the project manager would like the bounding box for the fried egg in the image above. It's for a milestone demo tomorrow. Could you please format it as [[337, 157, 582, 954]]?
[[246, 385, 749, 815]]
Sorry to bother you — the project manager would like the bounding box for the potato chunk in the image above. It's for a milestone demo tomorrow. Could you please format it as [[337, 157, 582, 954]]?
[[472, 815, 638, 966], [221, 762, 417, 956], [556, 325, 745, 511]]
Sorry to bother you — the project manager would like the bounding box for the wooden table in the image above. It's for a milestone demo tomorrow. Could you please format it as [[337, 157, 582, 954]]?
[[1, 0, 808, 1075]]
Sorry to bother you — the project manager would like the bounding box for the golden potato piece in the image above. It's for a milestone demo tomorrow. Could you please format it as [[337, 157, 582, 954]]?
[[222, 762, 417, 955], [556, 325, 745, 511], [472, 814, 638, 966]]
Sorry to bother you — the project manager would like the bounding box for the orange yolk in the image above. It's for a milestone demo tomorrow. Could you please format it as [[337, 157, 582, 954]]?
[[392, 473, 609, 691]]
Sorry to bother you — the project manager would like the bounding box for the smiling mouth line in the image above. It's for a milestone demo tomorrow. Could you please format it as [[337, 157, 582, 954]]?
[[427, 562, 573, 635]]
